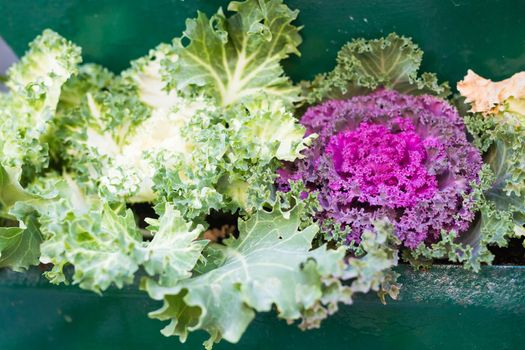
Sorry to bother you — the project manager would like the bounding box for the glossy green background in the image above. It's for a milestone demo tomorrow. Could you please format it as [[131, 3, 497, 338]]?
[[1, 0, 525, 84], [1, 1, 525, 349]]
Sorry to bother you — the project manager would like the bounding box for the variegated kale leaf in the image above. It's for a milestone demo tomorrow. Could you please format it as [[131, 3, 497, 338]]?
[[168, 0, 302, 106]]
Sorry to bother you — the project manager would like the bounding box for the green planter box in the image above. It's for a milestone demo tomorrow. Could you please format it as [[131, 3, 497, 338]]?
[[1, 266, 524, 350], [1, 1, 525, 349]]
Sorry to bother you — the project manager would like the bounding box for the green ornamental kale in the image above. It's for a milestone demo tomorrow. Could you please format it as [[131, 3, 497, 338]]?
[[54, 0, 312, 219]]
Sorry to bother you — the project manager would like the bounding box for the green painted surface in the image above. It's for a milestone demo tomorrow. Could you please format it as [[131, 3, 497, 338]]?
[[1, 0, 525, 349], [0, 265, 524, 350], [1, 0, 525, 84]]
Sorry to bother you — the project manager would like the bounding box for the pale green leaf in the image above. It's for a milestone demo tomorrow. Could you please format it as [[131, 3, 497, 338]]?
[[141, 200, 386, 349], [40, 202, 144, 293], [142, 204, 208, 286], [169, 0, 302, 106]]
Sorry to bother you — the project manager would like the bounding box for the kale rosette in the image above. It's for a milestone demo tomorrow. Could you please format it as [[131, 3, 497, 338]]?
[[278, 89, 482, 248]]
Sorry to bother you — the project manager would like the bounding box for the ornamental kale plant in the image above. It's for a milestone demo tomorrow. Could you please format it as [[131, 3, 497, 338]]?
[[279, 89, 483, 248], [278, 34, 492, 269]]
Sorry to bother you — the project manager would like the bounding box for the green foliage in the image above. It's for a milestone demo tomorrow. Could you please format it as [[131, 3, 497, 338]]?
[[33, 175, 208, 293], [142, 201, 399, 349], [303, 33, 450, 103]]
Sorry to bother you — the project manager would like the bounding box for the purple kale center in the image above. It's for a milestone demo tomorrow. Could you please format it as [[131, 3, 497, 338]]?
[[327, 119, 438, 208], [277, 89, 482, 248]]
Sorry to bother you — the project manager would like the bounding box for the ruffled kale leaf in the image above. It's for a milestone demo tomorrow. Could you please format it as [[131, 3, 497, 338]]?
[[168, 0, 302, 106], [205, 99, 314, 214], [141, 200, 399, 349], [56, 63, 115, 112], [464, 142, 525, 267], [32, 175, 207, 292], [142, 201, 332, 348], [304, 33, 449, 103], [143, 205, 209, 286]]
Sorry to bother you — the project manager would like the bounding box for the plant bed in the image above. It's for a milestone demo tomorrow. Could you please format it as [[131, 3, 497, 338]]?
[[1, 0, 525, 349], [1, 265, 524, 350]]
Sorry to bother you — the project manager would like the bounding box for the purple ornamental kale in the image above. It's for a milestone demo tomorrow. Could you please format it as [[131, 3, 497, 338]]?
[[278, 89, 482, 248]]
